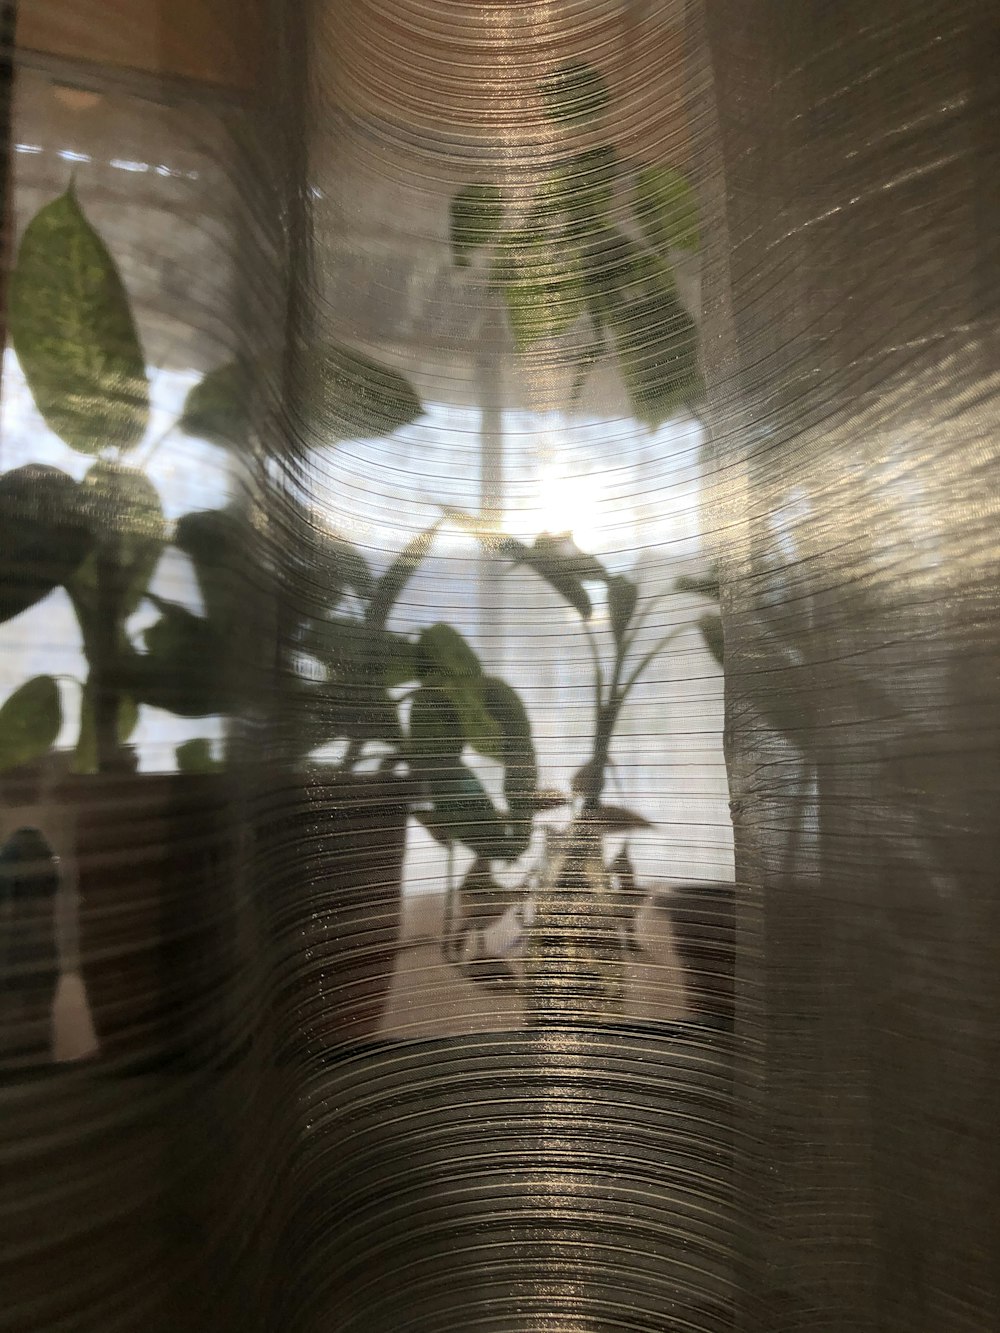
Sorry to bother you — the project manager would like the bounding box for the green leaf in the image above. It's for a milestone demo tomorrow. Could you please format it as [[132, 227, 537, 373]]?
[[174, 508, 242, 631], [450, 183, 503, 266], [633, 166, 700, 254], [415, 622, 482, 683], [424, 762, 513, 861], [538, 60, 610, 125], [698, 612, 724, 667], [175, 738, 222, 774], [180, 343, 422, 450], [68, 461, 166, 640], [408, 688, 466, 766], [607, 575, 638, 647], [509, 531, 608, 620], [480, 676, 537, 858], [9, 188, 149, 453], [578, 227, 647, 314], [415, 624, 502, 758], [675, 568, 720, 602], [130, 596, 232, 717], [543, 147, 616, 232], [367, 521, 441, 628], [118, 693, 139, 743], [0, 676, 62, 773], [178, 360, 250, 450], [608, 272, 702, 426], [0, 464, 93, 623], [494, 229, 586, 350], [480, 676, 536, 802], [311, 343, 422, 442], [590, 804, 654, 832]]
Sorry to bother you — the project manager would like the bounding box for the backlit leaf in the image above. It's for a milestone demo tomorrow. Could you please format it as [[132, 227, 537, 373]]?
[[0, 464, 92, 623], [9, 188, 149, 453], [68, 461, 165, 631], [634, 165, 700, 254], [0, 676, 61, 773], [607, 575, 638, 646], [538, 60, 609, 126]]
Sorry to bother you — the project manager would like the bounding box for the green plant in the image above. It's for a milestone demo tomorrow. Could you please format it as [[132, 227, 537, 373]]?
[[449, 59, 702, 427], [446, 519, 690, 958], [293, 517, 540, 873], [0, 184, 422, 774]]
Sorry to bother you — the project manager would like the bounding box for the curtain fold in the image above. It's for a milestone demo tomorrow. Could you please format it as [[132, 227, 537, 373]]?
[[701, 1, 1000, 1325], [2, 2, 999, 1329]]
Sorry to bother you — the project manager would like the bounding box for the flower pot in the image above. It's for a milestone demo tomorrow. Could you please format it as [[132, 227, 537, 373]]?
[[0, 762, 236, 1067], [267, 769, 414, 1058], [524, 821, 628, 1026], [663, 882, 735, 1026], [72, 771, 236, 1065]]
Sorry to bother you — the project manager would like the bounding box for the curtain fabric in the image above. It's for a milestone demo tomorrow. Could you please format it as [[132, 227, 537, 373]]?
[[700, 0, 1000, 1325], [1, 1, 998, 1330]]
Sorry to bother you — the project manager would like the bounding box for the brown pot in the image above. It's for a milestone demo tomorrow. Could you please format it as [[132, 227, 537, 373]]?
[[664, 881, 735, 1026], [266, 769, 413, 1058], [0, 762, 235, 1066], [72, 771, 236, 1064]]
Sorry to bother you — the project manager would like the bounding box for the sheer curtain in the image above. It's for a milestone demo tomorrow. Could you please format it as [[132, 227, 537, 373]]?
[[699, 0, 1000, 1325], [2, 1, 999, 1330]]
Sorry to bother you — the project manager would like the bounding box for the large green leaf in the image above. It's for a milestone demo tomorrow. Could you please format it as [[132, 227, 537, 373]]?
[[423, 763, 514, 861], [480, 676, 537, 857], [68, 461, 165, 632], [414, 622, 482, 683], [675, 568, 720, 602], [0, 464, 93, 623], [176, 738, 223, 774], [538, 60, 609, 125], [577, 226, 646, 314], [9, 188, 149, 453], [633, 166, 700, 254], [174, 508, 243, 631], [0, 676, 62, 773], [130, 596, 232, 717], [508, 531, 608, 620], [493, 228, 587, 350], [180, 343, 422, 450], [609, 273, 702, 426], [542, 147, 616, 233], [408, 688, 466, 766], [450, 183, 503, 267], [367, 521, 441, 628], [310, 343, 422, 442], [178, 360, 250, 450], [415, 623, 502, 757], [607, 575, 638, 647]]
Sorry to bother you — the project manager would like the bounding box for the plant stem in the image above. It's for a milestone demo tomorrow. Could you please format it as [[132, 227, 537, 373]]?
[[91, 541, 124, 772]]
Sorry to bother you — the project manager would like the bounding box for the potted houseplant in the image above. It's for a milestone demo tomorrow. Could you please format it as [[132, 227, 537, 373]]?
[[1, 183, 202, 1062], [442, 59, 709, 1022], [0, 185, 421, 1059], [449, 59, 702, 427], [0, 184, 540, 1056], [264, 516, 541, 1051], [445, 523, 692, 1024]]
